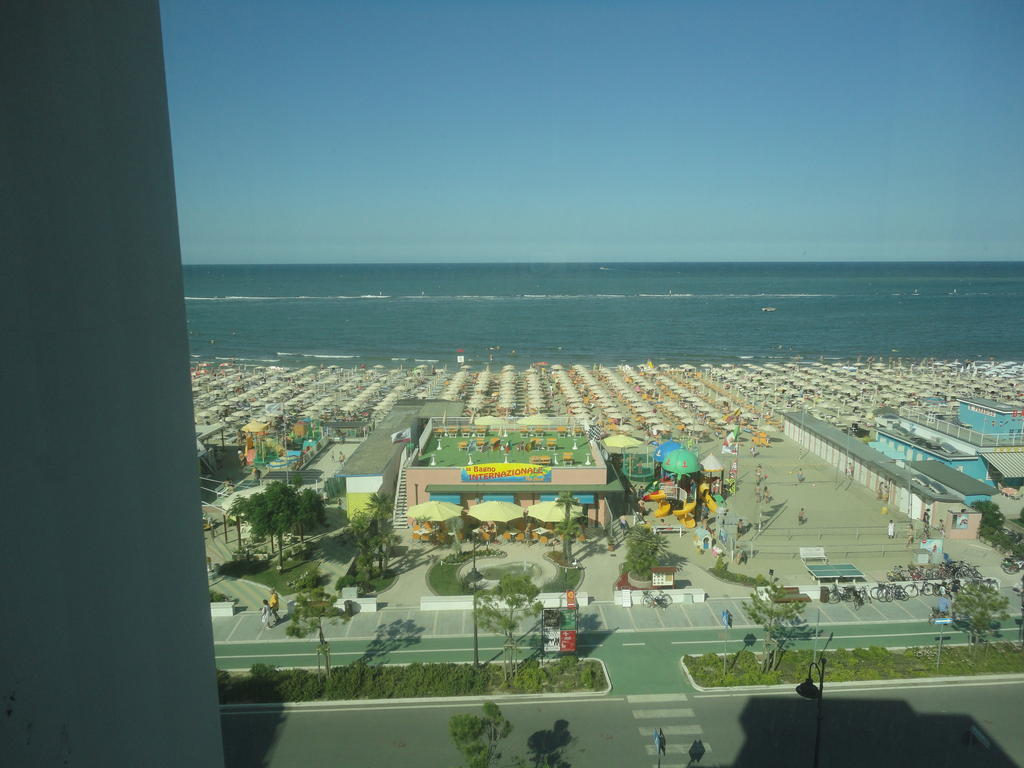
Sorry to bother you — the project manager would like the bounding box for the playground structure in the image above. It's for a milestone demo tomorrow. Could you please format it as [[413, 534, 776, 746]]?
[[241, 417, 326, 469], [644, 488, 697, 527]]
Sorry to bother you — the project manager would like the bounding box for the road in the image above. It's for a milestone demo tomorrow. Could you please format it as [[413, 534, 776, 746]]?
[[214, 614, 1009, 696], [221, 679, 1024, 767]]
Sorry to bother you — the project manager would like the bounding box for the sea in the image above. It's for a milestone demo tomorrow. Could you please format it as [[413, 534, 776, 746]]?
[[182, 262, 1024, 369]]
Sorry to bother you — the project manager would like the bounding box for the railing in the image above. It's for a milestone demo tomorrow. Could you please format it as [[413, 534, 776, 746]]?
[[899, 406, 1022, 447]]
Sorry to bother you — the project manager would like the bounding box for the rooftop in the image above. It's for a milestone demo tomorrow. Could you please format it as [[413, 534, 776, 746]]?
[[907, 460, 996, 498], [340, 400, 465, 476], [959, 396, 1021, 413], [417, 424, 595, 468]]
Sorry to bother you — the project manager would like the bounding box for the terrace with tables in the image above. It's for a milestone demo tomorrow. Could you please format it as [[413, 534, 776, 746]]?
[[403, 418, 624, 528], [416, 422, 594, 468]]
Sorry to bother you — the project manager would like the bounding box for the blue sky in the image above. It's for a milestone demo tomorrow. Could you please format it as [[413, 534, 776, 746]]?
[[161, 1, 1024, 264]]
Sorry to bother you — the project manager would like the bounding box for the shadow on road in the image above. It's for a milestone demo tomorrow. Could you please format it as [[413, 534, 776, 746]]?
[[221, 706, 284, 768], [358, 618, 425, 662], [732, 696, 1017, 767], [526, 718, 575, 768]]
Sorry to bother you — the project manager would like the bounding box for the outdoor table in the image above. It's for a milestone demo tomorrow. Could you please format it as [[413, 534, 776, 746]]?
[[805, 563, 866, 583]]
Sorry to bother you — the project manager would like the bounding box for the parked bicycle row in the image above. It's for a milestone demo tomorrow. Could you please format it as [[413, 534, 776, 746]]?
[[887, 559, 982, 582], [825, 576, 1000, 606]]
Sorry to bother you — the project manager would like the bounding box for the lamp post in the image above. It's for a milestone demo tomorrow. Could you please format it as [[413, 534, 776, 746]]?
[[795, 656, 826, 768], [467, 528, 482, 666]]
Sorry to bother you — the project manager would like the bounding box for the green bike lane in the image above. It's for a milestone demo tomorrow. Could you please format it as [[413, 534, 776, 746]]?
[[213, 618, 986, 695]]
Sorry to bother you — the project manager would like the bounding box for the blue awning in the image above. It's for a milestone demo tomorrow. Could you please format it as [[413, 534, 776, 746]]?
[[540, 494, 558, 502], [429, 493, 462, 504], [482, 494, 515, 503]]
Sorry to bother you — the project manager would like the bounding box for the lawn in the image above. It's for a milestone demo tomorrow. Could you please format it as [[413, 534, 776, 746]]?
[[685, 644, 1024, 688], [218, 553, 322, 594]]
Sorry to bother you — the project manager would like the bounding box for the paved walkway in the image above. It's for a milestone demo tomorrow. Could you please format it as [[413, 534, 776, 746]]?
[[206, 429, 1021, 617]]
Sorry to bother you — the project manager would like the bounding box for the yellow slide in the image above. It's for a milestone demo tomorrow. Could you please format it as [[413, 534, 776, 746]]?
[[674, 499, 697, 528], [645, 491, 674, 518], [699, 483, 718, 514]]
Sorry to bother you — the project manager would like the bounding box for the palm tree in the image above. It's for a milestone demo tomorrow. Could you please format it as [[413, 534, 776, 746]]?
[[554, 491, 580, 565]]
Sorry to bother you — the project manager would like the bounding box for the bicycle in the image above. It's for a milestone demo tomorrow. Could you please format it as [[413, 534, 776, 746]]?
[[642, 590, 672, 609]]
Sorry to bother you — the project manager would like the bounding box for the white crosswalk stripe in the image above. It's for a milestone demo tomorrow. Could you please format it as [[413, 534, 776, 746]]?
[[632, 694, 710, 763], [645, 743, 712, 755], [632, 708, 695, 719], [637, 725, 703, 736], [627, 693, 689, 703]]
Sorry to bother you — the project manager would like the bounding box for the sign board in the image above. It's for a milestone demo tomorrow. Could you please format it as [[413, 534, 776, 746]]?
[[559, 630, 577, 652], [933, 617, 953, 625], [565, 590, 577, 609], [461, 462, 552, 483]]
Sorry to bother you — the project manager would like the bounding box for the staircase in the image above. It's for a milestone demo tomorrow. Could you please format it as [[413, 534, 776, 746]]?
[[392, 466, 409, 529]]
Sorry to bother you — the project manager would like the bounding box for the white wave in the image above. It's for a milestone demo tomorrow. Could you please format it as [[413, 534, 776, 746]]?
[[415, 358, 440, 362]]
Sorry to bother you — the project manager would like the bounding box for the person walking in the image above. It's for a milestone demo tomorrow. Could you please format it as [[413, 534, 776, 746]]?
[[259, 599, 273, 630], [905, 526, 915, 548], [887, 520, 895, 539], [798, 508, 807, 525], [268, 589, 281, 626]]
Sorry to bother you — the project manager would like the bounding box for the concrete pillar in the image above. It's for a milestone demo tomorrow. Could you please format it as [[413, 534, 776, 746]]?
[[1, 2, 224, 765]]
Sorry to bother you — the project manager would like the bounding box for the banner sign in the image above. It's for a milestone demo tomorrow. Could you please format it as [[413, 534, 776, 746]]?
[[460, 462, 551, 482]]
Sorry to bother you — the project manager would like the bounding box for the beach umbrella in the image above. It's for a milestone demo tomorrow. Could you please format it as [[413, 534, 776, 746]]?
[[663, 448, 700, 476], [653, 440, 682, 462], [467, 500, 525, 523], [526, 500, 584, 523], [518, 415, 555, 426], [407, 500, 464, 522], [604, 434, 643, 451]]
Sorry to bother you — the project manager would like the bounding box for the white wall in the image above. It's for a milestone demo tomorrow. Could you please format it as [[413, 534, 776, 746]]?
[[0, 3, 224, 765]]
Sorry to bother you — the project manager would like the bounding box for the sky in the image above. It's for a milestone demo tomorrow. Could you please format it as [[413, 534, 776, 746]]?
[[160, 0, 1024, 264]]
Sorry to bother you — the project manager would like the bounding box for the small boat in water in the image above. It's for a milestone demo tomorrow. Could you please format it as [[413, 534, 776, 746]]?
[[761, 307, 777, 312]]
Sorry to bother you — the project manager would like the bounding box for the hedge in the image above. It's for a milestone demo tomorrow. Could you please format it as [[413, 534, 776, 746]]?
[[217, 657, 606, 704]]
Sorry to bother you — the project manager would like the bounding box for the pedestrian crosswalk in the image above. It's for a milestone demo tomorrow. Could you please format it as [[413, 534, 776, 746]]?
[[626, 693, 711, 766]]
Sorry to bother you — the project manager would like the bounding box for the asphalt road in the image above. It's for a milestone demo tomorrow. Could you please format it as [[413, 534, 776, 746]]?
[[214, 616, 998, 696], [220, 679, 1024, 767]]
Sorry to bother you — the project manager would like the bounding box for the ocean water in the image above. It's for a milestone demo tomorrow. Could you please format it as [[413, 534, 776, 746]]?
[[182, 262, 1024, 368]]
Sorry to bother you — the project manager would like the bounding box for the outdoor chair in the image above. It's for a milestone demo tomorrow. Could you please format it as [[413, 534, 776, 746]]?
[[515, 532, 525, 543], [502, 532, 513, 543]]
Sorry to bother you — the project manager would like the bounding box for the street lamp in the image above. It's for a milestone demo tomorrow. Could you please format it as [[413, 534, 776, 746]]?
[[467, 528, 483, 667], [795, 656, 826, 768]]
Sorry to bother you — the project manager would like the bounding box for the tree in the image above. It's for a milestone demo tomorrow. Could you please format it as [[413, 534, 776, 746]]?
[[448, 701, 513, 768], [236, 482, 305, 569], [285, 584, 343, 676], [477, 574, 542, 680], [294, 487, 327, 543], [347, 491, 399, 587], [743, 580, 807, 671], [621, 525, 669, 579], [554, 492, 580, 565], [955, 581, 1010, 653]]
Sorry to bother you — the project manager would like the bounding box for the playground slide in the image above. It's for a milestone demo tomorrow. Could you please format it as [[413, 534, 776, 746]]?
[[644, 490, 674, 518], [698, 483, 718, 514], [675, 499, 697, 528]]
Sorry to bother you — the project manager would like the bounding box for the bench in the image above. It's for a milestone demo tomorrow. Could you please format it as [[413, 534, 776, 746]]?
[[770, 586, 811, 603], [209, 601, 236, 618], [799, 547, 828, 563], [334, 596, 378, 614]]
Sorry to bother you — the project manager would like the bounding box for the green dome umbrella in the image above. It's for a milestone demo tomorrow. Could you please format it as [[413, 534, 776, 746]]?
[[466, 500, 525, 523], [406, 500, 464, 522], [662, 448, 700, 476]]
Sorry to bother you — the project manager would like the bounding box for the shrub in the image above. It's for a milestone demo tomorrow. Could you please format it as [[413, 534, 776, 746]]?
[[511, 661, 546, 693], [277, 669, 324, 701], [710, 555, 769, 587], [209, 589, 230, 603], [288, 562, 322, 591]]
